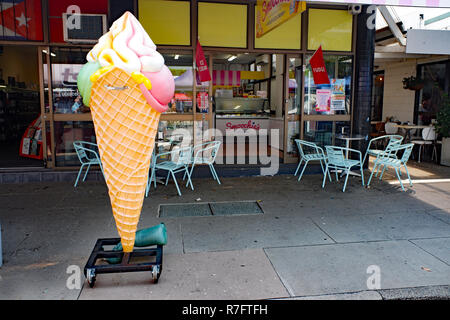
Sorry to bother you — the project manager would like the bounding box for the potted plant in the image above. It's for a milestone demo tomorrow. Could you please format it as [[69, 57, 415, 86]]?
[[402, 76, 425, 91], [434, 94, 450, 166]]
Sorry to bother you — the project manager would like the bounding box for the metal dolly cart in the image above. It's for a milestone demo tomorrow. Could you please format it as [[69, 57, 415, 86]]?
[[84, 237, 163, 288]]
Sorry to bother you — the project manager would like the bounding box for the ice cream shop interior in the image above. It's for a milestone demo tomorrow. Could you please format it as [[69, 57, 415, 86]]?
[[0, 0, 375, 171]]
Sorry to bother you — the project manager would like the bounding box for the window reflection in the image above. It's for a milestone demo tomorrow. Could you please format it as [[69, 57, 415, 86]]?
[[303, 121, 333, 148], [47, 48, 90, 114], [54, 121, 96, 166], [287, 57, 302, 157], [417, 60, 450, 126], [304, 55, 352, 115], [163, 53, 195, 114]]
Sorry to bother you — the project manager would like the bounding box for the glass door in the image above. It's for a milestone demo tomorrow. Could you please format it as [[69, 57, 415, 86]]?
[[44, 47, 97, 168], [284, 55, 302, 163], [302, 54, 353, 149], [0, 45, 43, 168]]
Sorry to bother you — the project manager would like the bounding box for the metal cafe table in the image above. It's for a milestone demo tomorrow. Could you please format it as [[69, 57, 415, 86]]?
[[335, 133, 366, 177], [394, 124, 429, 142]]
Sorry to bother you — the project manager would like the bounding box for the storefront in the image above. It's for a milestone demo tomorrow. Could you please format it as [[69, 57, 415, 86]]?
[[0, 0, 375, 170]]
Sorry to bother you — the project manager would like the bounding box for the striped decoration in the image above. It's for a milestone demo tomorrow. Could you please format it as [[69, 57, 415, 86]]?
[[307, 0, 447, 7], [213, 70, 242, 86]]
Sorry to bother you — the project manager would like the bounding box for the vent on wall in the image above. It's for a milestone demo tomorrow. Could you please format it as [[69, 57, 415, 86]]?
[[62, 13, 107, 43]]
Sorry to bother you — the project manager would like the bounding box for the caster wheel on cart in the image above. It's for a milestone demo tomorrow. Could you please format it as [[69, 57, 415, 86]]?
[[86, 268, 96, 288], [151, 265, 161, 284]]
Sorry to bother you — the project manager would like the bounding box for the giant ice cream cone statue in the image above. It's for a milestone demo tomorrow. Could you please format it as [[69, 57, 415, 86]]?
[[77, 12, 174, 253]]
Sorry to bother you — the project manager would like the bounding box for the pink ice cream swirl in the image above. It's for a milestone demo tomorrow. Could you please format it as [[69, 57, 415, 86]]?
[[87, 11, 174, 113]]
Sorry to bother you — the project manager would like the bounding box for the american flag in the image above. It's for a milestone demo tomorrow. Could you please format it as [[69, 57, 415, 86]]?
[[0, 0, 43, 40]]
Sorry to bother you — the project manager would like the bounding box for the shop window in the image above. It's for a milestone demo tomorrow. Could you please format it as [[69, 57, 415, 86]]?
[[334, 121, 351, 147], [54, 121, 96, 166], [47, 48, 90, 114], [157, 120, 194, 154], [163, 53, 194, 114], [304, 55, 352, 116], [139, 0, 191, 46], [0, 45, 42, 167], [287, 57, 302, 158], [303, 121, 333, 149], [372, 72, 384, 122], [0, 0, 43, 41], [308, 9, 353, 52], [48, 0, 108, 43], [254, 7, 301, 50], [415, 60, 450, 126], [198, 3, 247, 48]]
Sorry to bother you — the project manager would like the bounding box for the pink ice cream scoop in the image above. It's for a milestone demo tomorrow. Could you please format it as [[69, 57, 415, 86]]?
[[139, 66, 175, 113]]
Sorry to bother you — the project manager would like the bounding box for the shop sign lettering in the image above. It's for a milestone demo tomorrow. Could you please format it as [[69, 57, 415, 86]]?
[[226, 121, 261, 131], [256, 0, 306, 38]]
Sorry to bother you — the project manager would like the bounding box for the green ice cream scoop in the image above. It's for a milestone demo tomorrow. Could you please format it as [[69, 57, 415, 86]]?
[[106, 223, 168, 264], [77, 61, 101, 107]]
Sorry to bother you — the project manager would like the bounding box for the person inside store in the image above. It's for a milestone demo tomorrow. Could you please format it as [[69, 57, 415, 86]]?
[[419, 93, 433, 125], [71, 95, 90, 113]]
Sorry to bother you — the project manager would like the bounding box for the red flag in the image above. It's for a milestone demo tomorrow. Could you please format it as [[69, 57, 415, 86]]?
[[195, 41, 211, 82], [0, 0, 43, 41], [309, 46, 330, 85]]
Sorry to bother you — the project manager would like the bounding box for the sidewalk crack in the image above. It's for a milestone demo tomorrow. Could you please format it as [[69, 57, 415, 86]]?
[[180, 223, 186, 254], [262, 248, 294, 298], [309, 217, 338, 244], [408, 239, 450, 267]]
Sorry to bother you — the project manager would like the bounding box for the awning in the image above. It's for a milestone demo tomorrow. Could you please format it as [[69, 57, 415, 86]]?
[[306, 0, 449, 8]]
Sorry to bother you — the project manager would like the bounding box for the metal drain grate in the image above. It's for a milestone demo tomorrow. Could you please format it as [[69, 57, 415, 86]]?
[[158, 201, 263, 218], [209, 201, 263, 216], [158, 203, 212, 218]]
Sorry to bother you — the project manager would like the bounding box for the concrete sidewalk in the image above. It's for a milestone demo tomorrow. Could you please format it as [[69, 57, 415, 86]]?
[[0, 161, 449, 300]]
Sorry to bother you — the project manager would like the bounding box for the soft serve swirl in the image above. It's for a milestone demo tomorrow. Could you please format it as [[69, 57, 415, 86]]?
[[87, 12, 164, 74], [84, 11, 175, 113]]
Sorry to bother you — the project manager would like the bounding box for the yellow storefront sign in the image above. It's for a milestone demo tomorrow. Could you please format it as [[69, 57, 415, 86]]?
[[256, 0, 306, 38]]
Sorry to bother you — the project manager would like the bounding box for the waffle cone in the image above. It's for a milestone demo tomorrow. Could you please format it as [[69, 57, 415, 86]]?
[[90, 67, 161, 252]]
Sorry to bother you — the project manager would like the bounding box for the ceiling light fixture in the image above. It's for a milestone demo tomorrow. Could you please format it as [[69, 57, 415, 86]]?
[[228, 55, 237, 62], [174, 54, 180, 60], [42, 49, 56, 57]]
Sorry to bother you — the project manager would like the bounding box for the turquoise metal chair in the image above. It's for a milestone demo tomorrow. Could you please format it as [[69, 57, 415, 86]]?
[[367, 143, 414, 192], [363, 134, 403, 165], [187, 141, 222, 187], [322, 146, 365, 192], [154, 146, 193, 196], [366, 135, 404, 180], [294, 139, 331, 182], [73, 141, 104, 187], [145, 148, 157, 197]]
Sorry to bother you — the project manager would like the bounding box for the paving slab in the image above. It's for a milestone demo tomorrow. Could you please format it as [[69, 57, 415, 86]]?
[[426, 209, 450, 224], [409, 190, 450, 211], [0, 182, 68, 196], [265, 240, 450, 297], [410, 238, 450, 265], [180, 214, 333, 253], [0, 257, 85, 300], [79, 249, 289, 300], [0, 193, 66, 211], [310, 210, 450, 243]]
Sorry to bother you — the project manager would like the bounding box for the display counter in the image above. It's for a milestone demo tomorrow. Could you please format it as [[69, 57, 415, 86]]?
[[215, 97, 268, 114]]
